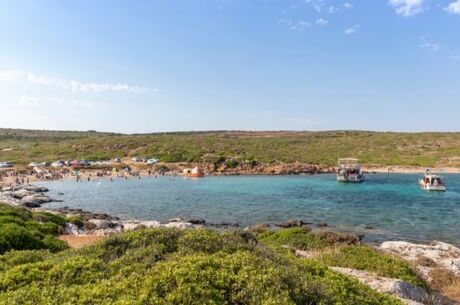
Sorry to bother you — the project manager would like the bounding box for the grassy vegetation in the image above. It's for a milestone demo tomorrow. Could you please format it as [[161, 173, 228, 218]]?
[[258, 228, 425, 288], [0, 204, 68, 254], [1, 128, 460, 167], [315, 246, 425, 287]]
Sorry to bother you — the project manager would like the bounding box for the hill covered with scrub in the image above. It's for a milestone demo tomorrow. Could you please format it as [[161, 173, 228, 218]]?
[[1, 128, 460, 167]]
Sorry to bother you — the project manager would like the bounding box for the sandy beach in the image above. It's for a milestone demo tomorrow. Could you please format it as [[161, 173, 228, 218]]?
[[2, 162, 460, 188]]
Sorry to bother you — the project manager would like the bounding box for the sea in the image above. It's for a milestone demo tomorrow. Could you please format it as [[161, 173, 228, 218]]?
[[37, 173, 460, 245]]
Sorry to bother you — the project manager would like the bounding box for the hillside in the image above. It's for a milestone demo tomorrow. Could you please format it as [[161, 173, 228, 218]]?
[[1, 128, 460, 167]]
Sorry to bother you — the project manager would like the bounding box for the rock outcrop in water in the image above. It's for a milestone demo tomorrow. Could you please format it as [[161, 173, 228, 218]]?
[[0, 184, 53, 207]]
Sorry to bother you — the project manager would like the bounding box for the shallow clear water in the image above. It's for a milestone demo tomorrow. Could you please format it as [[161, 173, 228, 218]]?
[[37, 174, 460, 245]]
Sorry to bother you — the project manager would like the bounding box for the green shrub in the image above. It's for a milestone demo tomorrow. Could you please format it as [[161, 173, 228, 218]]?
[[161, 151, 185, 163], [259, 227, 331, 250], [226, 159, 239, 168], [0, 204, 68, 254], [316, 245, 426, 288], [0, 228, 403, 305], [32, 212, 67, 227], [66, 216, 85, 228]]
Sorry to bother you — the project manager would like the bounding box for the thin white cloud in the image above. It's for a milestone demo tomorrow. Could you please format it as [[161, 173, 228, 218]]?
[[304, 0, 326, 13], [388, 0, 424, 17], [344, 24, 359, 35], [279, 19, 311, 31], [0, 70, 148, 94], [315, 18, 329, 26], [15, 95, 108, 109], [445, 0, 460, 14], [344, 2, 353, 9], [419, 38, 441, 51], [17, 95, 45, 108], [448, 53, 460, 60]]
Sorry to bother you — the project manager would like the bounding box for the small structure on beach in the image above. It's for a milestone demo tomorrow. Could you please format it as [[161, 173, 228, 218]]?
[[183, 167, 205, 178]]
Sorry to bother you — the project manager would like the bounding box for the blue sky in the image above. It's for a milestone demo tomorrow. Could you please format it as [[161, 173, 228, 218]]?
[[0, 0, 459, 133]]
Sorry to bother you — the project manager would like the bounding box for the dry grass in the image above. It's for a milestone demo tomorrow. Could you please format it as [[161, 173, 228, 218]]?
[[59, 234, 104, 249], [416, 255, 438, 267], [428, 268, 460, 304]]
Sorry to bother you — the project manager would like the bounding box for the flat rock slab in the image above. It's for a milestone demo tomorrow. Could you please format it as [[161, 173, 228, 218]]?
[[331, 267, 428, 305], [380, 241, 460, 277]]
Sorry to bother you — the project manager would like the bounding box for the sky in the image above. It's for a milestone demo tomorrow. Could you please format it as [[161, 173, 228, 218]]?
[[0, 0, 459, 133]]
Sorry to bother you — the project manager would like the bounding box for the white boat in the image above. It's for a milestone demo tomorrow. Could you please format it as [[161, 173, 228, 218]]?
[[419, 169, 446, 191], [337, 158, 365, 183]]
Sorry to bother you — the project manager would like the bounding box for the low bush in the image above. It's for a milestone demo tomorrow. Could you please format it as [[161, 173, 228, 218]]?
[[0, 204, 68, 254], [316, 245, 425, 287], [226, 158, 240, 168], [258, 228, 425, 288], [0, 227, 403, 305], [258, 227, 349, 250]]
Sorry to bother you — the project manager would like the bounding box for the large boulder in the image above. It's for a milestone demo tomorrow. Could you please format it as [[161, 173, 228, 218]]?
[[122, 220, 163, 231], [21, 195, 52, 206], [11, 189, 36, 199], [87, 219, 120, 230], [165, 222, 194, 229], [65, 223, 83, 235], [331, 267, 429, 305], [380, 241, 460, 278]]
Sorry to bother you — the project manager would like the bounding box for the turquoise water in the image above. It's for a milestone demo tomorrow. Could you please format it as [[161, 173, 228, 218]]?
[[38, 174, 460, 245]]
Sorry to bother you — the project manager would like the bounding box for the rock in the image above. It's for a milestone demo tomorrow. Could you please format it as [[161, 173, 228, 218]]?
[[65, 223, 83, 235], [11, 189, 36, 199], [210, 222, 240, 228], [122, 220, 163, 231], [295, 249, 315, 258], [165, 222, 194, 229], [331, 267, 429, 305], [22, 185, 49, 192], [167, 217, 184, 223], [92, 226, 123, 236], [275, 220, 310, 228], [21, 195, 52, 206], [87, 219, 120, 230], [315, 231, 363, 246], [380, 241, 460, 279], [23, 201, 41, 208], [186, 218, 206, 225]]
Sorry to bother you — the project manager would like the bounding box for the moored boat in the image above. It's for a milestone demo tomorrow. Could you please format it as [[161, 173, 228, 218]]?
[[419, 169, 446, 191], [336, 158, 365, 183]]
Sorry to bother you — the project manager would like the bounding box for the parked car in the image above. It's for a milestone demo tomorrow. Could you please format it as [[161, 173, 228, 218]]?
[[79, 160, 91, 166], [147, 158, 160, 165], [69, 160, 81, 167], [28, 162, 42, 167], [132, 157, 144, 162], [52, 161, 65, 167], [113, 157, 121, 163], [40, 162, 51, 167], [0, 162, 15, 168]]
